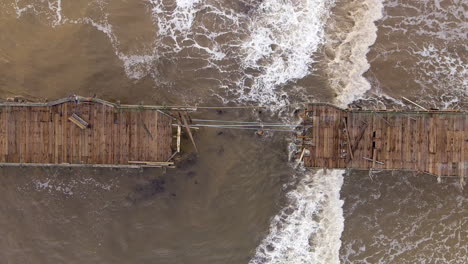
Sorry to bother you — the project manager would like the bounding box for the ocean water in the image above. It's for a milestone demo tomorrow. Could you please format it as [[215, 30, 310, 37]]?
[[0, 0, 466, 263]]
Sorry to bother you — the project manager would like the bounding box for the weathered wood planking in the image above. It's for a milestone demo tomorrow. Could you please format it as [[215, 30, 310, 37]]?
[[302, 104, 468, 178], [0, 100, 175, 166]]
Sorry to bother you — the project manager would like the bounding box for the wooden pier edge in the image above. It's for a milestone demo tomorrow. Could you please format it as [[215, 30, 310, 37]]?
[[0, 95, 197, 112], [0, 163, 174, 169]]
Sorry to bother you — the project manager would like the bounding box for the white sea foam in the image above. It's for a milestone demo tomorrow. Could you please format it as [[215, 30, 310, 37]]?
[[383, 0, 467, 42], [340, 175, 468, 264], [380, 0, 467, 108], [324, 0, 384, 107], [250, 169, 345, 264], [410, 45, 467, 108], [237, 2, 348, 263], [13, 0, 63, 26], [13, 0, 35, 18], [150, 0, 203, 37], [48, 0, 62, 26], [33, 172, 116, 196], [236, 0, 335, 108], [149, 0, 230, 65]]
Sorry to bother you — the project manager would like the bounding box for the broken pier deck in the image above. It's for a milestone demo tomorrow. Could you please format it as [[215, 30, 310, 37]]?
[[300, 104, 467, 179], [0, 96, 187, 168]]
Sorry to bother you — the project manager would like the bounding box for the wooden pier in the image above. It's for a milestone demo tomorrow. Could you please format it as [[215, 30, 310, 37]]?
[[0, 96, 187, 168], [299, 104, 467, 180], [1, 96, 467, 178]]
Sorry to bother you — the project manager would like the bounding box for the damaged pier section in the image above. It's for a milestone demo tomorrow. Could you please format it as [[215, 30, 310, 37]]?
[[0, 96, 185, 168], [299, 104, 467, 182]]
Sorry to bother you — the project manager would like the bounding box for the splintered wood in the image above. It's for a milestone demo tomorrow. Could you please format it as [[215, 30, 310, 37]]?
[[0, 101, 174, 166], [301, 104, 468, 178]]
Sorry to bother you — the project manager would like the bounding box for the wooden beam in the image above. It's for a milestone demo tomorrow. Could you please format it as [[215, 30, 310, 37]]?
[[402, 96, 428, 111], [179, 112, 198, 152], [176, 125, 181, 153], [341, 117, 354, 160], [128, 161, 174, 165], [68, 115, 87, 129], [298, 148, 306, 163]]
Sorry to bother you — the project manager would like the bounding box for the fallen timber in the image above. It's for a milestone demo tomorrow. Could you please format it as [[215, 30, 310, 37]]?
[[298, 103, 467, 182], [0, 96, 193, 168]]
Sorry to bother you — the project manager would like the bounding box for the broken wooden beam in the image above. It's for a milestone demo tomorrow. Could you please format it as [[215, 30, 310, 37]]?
[[341, 117, 354, 160], [402, 96, 428, 111], [68, 113, 89, 129], [179, 111, 198, 152]]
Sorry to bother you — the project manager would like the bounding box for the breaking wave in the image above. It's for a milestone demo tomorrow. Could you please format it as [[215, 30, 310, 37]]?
[[236, 0, 335, 107], [323, 0, 384, 107], [250, 169, 345, 264]]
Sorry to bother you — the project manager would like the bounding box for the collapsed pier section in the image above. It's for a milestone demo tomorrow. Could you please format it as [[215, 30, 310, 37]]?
[[299, 104, 467, 180]]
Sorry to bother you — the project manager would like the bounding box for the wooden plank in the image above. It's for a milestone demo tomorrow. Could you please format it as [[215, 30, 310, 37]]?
[[0, 108, 6, 161], [113, 110, 120, 164], [134, 110, 140, 162], [129, 111, 135, 162], [122, 111, 130, 163], [150, 111, 158, 162], [312, 105, 319, 167], [98, 104, 105, 164], [395, 116, 402, 169], [62, 103, 68, 163], [462, 115, 467, 177], [105, 106, 112, 164]]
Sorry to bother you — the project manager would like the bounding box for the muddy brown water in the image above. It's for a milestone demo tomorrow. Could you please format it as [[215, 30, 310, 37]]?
[[0, 0, 466, 263]]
